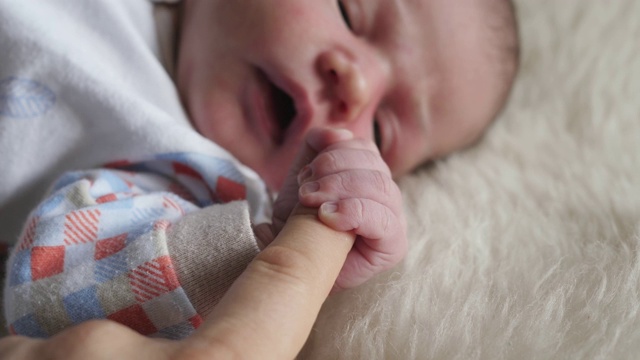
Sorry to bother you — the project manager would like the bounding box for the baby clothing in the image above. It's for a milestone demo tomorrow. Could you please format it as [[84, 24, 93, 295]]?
[[1, 0, 270, 338]]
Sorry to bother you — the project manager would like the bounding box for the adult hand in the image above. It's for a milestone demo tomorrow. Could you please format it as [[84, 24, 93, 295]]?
[[0, 129, 357, 360], [0, 208, 354, 360]]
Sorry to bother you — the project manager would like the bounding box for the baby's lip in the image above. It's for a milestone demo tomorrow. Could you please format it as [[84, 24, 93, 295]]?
[[258, 68, 313, 146], [247, 71, 282, 144]]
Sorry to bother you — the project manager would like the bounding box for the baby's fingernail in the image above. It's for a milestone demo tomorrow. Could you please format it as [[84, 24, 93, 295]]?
[[297, 165, 313, 184], [299, 181, 319, 196], [321, 202, 338, 213]]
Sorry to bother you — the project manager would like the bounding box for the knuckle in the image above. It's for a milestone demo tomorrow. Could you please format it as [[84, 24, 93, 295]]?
[[41, 321, 117, 359], [337, 172, 351, 192], [352, 198, 367, 226], [344, 171, 364, 194], [252, 245, 314, 287], [371, 171, 393, 197], [381, 207, 395, 237], [313, 151, 341, 174], [316, 172, 348, 195]]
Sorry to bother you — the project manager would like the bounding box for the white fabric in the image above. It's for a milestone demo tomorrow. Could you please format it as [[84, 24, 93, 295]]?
[[0, 0, 270, 247], [0, 1, 271, 336], [299, 1, 640, 358], [0, 0, 268, 243]]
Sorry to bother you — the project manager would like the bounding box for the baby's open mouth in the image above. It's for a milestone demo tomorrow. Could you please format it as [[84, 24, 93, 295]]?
[[264, 72, 296, 144]]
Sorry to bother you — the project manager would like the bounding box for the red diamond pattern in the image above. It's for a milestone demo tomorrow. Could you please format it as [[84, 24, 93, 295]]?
[[18, 217, 38, 251], [95, 234, 127, 260], [63, 209, 101, 246], [31, 246, 65, 280], [108, 304, 157, 336], [128, 256, 179, 303], [216, 176, 246, 202]]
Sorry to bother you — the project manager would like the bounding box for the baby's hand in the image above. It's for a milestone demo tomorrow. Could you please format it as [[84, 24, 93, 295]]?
[[297, 130, 407, 291]]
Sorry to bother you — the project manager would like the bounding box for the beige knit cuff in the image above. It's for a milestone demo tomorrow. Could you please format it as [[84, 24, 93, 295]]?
[[167, 200, 260, 318]]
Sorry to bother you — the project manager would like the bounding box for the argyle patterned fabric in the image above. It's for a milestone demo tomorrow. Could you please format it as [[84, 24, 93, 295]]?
[[4, 153, 249, 339]]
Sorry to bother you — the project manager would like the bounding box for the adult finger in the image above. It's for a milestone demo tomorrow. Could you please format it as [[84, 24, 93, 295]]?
[[183, 205, 356, 359], [0, 321, 173, 360]]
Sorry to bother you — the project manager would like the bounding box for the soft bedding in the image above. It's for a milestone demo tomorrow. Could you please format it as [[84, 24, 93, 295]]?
[[298, 0, 640, 358], [2, 0, 640, 359]]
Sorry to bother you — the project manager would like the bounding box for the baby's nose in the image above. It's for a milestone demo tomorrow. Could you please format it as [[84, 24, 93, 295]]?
[[318, 50, 371, 123]]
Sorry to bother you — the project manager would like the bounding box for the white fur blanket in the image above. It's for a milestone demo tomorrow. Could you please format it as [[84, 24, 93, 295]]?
[[300, 1, 640, 358]]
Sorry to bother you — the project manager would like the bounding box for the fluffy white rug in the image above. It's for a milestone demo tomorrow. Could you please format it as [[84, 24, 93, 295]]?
[[300, 1, 640, 359]]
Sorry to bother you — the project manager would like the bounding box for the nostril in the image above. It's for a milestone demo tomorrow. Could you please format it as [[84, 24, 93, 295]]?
[[338, 101, 348, 114], [318, 50, 369, 121], [329, 69, 339, 84]]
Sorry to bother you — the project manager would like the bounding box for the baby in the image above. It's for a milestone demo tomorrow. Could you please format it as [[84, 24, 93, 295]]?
[[177, 0, 519, 189], [1, 0, 518, 339]]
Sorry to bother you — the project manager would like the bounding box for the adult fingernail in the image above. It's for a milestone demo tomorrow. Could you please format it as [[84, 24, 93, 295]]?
[[331, 128, 353, 138], [299, 181, 319, 196], [321, 202, 338, 213], [297, 165, 313, 184]]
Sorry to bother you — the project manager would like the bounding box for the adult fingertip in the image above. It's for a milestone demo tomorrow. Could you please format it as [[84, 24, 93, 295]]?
[[306, 128, 354, 151], [328, 128, 354, 139]]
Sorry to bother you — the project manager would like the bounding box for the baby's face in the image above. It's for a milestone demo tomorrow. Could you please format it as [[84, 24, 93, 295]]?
[[178, 0, 510, 190]]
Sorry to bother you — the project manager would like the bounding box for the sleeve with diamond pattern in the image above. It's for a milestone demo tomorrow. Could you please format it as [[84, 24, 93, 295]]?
[[3, 153, 263, 339]]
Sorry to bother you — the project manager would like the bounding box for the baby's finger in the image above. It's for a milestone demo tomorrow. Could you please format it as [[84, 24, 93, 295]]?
[[318, 199, 407, 291], [299, 170, 403, 213], [299, 147, 390, 184], [334, 241, 403, 290], [272, 128, 354, 234], [318, 198, 406, 247]]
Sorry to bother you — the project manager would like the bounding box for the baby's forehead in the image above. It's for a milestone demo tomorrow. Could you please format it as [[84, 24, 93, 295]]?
[[391, 0, 516, 41], [399, 0, 518, 95]]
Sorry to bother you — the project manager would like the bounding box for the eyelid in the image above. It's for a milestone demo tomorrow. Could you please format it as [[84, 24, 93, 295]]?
[[341, 1, 363, 35], [351, 1, 365, 34]]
